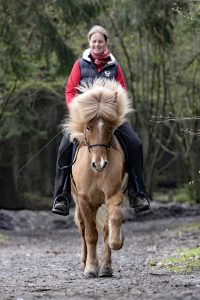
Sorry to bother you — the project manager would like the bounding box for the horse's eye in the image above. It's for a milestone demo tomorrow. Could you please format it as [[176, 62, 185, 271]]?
[[86, 127, 90, 131]]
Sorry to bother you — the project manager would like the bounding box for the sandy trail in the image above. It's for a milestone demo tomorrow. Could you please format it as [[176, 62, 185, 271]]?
[[0, 205, 200, 300]]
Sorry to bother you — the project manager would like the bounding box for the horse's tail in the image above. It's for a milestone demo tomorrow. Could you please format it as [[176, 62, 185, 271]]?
[[96, 204, 107, 231]]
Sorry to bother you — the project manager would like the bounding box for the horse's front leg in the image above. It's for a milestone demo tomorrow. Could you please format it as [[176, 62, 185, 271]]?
[[99, 215, 113, 277], [79, 194, 99, 278], [107, 192, 124, 250], [74, 204, 87, 269]]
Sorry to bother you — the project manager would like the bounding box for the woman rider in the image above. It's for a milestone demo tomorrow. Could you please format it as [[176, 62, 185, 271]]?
[[52, 25, 150, 216]]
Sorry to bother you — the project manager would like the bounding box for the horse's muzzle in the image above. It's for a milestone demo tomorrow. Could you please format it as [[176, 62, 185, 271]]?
[[91, 160, 108, 172]]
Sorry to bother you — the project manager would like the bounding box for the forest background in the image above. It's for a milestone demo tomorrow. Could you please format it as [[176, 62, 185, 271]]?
[[0, 0, 199, 210]]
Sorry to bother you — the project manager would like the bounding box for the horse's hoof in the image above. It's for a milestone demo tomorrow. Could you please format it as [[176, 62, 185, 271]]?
[[99, 266, 113, 277], [84, 271, 98, 279]]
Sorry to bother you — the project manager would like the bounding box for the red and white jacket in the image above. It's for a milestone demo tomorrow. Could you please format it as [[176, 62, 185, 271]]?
[[65, 49, 126, 110]]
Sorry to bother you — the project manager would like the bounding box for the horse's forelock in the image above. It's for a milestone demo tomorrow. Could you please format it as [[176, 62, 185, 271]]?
[[64, 79, 132, 139]]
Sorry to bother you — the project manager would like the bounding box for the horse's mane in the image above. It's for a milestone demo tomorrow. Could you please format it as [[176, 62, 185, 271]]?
[[63, 78, 133, 141]]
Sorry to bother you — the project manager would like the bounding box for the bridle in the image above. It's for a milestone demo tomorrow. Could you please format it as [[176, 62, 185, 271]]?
[[84, 127, 114, 152]]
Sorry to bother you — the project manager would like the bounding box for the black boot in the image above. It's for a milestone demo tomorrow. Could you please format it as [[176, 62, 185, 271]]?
[[52, 193, 71, 216], [52, 175, 72, 216], [127, 169, 150, 213], [129, 192, 150, 213], [52, 135, 75, 216]]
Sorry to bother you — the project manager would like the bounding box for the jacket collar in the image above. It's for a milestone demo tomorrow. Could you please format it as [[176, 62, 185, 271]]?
[[82, 49, 116, 63]]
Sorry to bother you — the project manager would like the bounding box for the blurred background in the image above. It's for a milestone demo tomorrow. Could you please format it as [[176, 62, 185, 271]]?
[[0, 0, 199, 210]]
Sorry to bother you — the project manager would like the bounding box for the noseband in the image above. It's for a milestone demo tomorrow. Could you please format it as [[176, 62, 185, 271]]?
[[85, 140, 112, 150], [84, 128, 114, 152]]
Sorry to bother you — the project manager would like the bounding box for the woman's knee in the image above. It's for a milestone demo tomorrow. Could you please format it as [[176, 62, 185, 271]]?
[[58, 135, 71, 154], [129, 139, 143, 154]]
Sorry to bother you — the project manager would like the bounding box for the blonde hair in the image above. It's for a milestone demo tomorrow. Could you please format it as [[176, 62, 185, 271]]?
[[87, 25, 108, 41]]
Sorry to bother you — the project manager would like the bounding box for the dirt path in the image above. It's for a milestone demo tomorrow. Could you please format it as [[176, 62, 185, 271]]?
[[0, 205, 200, 300]]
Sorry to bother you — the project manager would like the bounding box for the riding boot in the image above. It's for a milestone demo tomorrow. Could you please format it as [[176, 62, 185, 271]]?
[[115, 123, 150, 213], [52, 135, 76, 216], [127, 168, 150, 213], [52, 172, 72, 216]]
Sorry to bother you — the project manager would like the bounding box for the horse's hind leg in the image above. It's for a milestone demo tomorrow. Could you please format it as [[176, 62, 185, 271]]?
[[79, 194, 99, 278], [99, 215, 113, 277], [75, 205, 87, 269], [107, 192, 124, 250]]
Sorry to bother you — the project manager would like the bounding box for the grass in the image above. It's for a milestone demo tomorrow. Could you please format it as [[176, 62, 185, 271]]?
[[154, 186, 197, 204], [150, 221, 200, 273], [150, 246, 200, 273], [159, 222, 200, 240], [179, 223, 200, 232], [0, 232, 7, 243]]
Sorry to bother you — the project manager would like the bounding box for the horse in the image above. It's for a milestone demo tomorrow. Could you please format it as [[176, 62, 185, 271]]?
[[63, 78, 132, 278]]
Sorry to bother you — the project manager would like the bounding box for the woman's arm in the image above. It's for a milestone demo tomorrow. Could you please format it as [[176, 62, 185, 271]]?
[[65, 60, 81, 110], [116, 64, 126, 90]]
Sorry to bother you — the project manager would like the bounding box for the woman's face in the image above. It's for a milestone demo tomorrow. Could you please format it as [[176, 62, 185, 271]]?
[[89, 32, 107, 55]]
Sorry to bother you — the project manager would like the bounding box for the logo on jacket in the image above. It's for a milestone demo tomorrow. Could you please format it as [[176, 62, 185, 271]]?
[[104, 70, 110, 77]]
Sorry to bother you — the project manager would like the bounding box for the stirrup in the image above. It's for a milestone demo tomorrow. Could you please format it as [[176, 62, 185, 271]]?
[[129, 193, 150, 213], [52, 195, 70, 216]]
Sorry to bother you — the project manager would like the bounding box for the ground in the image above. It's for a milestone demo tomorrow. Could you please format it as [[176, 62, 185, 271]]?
[[0, 202, 200, 300]]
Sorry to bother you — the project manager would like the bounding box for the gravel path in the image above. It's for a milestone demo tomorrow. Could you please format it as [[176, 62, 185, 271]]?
[[0, 204, 200, 300]]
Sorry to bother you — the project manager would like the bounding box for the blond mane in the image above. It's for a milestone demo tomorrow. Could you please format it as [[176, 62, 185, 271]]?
[[63, 78, 132, 141]]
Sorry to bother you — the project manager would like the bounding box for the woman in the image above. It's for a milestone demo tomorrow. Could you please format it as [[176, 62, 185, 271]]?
[[52, 25, 150, 216]]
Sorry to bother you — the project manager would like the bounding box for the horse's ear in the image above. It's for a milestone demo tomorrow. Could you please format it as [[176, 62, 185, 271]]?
[[114, 91, 118, 103]]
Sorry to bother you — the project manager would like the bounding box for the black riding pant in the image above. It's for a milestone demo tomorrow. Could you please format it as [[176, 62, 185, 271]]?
[[54, 122, 146, 200], [54, 135, 74, 199]]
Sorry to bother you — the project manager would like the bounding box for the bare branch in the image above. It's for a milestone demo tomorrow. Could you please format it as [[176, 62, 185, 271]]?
[[155, 139, 177, 156], [150, 115, 200, 123]]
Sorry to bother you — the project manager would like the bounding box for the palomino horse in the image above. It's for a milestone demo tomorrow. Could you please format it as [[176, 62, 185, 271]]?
[[63, 78, 132, 278]]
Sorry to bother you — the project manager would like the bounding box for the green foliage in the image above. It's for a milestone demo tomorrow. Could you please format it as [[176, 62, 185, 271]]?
[[0, 0, 103, 92], [173, 184, 197, 204], [0, 82, 65, 140], [174, 190, 193, 204], [0, 0, 200, 204]]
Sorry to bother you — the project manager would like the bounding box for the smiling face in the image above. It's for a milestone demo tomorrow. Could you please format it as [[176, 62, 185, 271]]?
[[89, 32, 107, 55]]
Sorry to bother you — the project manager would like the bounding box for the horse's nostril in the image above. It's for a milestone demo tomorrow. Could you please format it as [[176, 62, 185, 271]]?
[[103, 161, 108, 169], [92, 160, 108, 171], [92, 162, 96, 169]]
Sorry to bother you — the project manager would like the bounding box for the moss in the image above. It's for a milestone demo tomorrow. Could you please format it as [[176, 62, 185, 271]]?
[[154, 191, 172, 203], [150, 246, 200, 273], [174, 184, 198, 204], [0, 232, 8, 243], [174, 192, 192, 203], [179, 223, 200, 232], [154, 186, 197, 204]]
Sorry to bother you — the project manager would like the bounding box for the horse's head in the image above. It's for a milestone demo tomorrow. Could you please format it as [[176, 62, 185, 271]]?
[[84, 117, 113, 172], [63, 78, 132, 170]]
